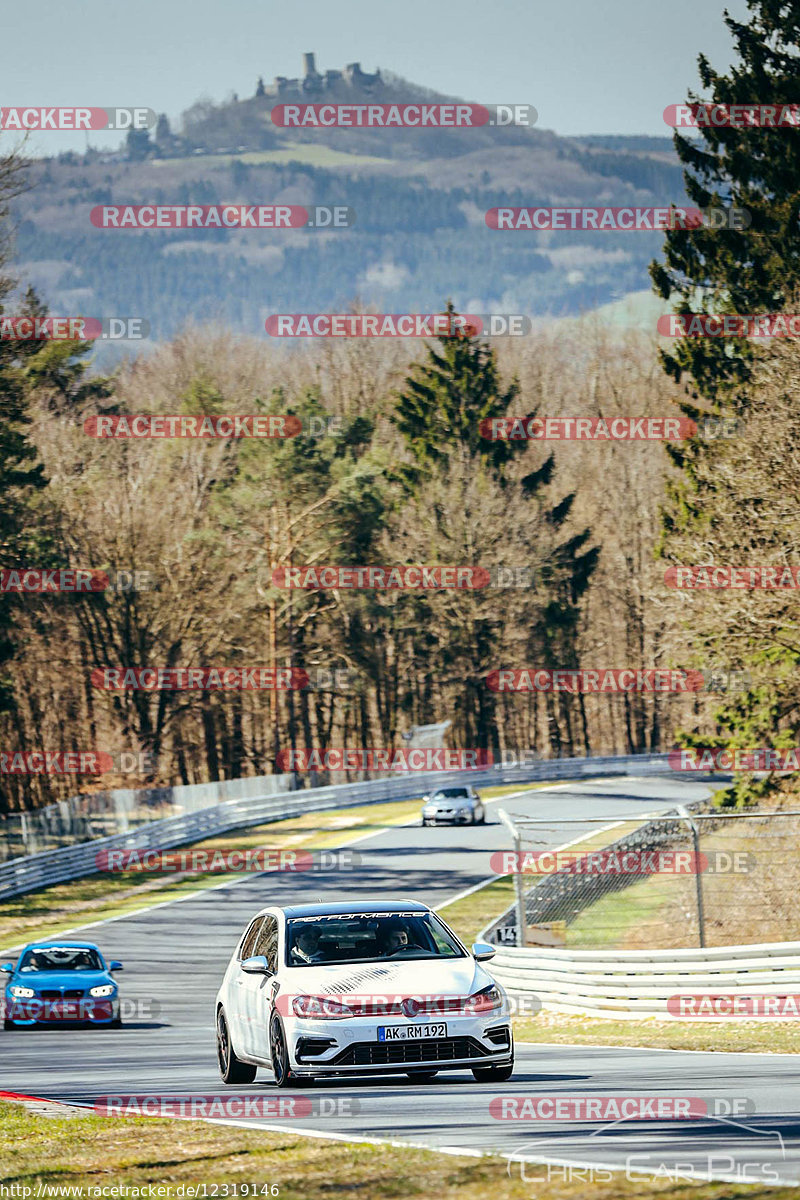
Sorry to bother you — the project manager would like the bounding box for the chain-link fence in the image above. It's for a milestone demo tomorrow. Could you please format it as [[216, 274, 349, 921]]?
[[488, 804, 800, 950]]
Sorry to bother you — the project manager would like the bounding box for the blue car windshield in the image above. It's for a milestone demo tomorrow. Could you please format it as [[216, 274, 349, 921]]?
[[19, 947, 104, 972]]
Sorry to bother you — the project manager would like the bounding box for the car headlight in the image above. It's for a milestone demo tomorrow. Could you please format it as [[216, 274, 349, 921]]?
[[9, 986, 35, 999], [464, 984, 503, 1014], [292, 995, 352, 1020], [90, 985, 116, 997]]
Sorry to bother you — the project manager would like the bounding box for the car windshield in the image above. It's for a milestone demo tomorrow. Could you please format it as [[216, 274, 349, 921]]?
[[18, 947, 104, 973], [432, 789, 470, 801], [286, 912, 465, 966]]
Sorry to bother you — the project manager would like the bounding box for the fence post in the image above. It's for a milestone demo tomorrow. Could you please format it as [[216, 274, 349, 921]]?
[[498, 807, 527, 947], [677, 805, 705, 948]]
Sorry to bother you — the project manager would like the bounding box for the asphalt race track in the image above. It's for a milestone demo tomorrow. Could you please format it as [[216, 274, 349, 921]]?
[[3, 775, 800, 1186]]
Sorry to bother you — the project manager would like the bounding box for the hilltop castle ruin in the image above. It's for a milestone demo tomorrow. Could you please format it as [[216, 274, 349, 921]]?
[[258, 53, 383, 100]]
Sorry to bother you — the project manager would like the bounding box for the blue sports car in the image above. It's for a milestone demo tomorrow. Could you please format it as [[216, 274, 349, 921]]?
[[2, 940, 124, 1028]]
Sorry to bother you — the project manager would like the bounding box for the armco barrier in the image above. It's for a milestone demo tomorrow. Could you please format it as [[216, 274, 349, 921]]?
[[0, 753, 673, 899], [489, 941, 800, 1019]]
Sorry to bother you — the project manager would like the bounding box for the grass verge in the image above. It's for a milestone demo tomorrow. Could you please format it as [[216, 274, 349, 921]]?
[[514, 1010, 800, 1054], [0, 1101, 788, 1200]]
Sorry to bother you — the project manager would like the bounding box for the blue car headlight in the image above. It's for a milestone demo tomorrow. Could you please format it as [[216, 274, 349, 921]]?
[[90, 985, 116, 997], [9, 986, 35, 998]]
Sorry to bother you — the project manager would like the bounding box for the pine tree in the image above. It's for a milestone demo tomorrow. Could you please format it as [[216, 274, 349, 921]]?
[[392, 303, 598, 753], [651, 0, 800, 405], [392, 301, 522, 487], [651, 2, 800, 792]]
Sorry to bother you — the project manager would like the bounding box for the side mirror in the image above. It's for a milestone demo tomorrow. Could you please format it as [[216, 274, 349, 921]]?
[[0, 963, 13, 974], [471, 942, 496, 962], [109, 961, 124, 972], [241, 955, 271, 975]]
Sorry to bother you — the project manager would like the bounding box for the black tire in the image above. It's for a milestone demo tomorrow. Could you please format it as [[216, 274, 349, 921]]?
[[217, 1007, 257, 1085], [269, 1011, 296, 1088], [110, 1017, 123, 1028], [405, 1070, 438, 1082], [3, 1019, 15, 1030], [472, 1060, 514, 1083], [478, 812, 486, 824], [421, 818, 429, 827]]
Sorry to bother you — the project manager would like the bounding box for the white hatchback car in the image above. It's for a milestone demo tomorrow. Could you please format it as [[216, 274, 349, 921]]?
[[215, 900, 513, 1087]]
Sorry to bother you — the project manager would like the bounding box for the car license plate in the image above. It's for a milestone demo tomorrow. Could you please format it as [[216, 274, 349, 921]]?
[[378, 1023, 446, 1041]]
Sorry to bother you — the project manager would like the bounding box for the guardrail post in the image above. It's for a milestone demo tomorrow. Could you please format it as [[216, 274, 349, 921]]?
[[677, 805, 705, 948], [498, 807, 527, 947]]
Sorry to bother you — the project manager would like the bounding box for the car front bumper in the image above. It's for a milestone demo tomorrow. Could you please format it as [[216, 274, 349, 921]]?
[[423, 810, 475, 824], [284, 1012, 513, 1075], [5, 997, 119, 1024]]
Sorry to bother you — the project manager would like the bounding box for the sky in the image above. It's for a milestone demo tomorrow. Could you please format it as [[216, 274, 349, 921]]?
[[1, 0, 752, 156]]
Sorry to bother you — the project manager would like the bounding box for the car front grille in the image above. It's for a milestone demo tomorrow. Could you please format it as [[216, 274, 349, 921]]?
[[330, 1037, 491, 1066], [39, 989, 85, 999]]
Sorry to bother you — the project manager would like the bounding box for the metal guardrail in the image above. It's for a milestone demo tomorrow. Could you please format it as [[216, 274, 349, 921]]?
[[489, 941, 800, 1018], [0, 753, 673, 900], [0, 772, 295, 860]]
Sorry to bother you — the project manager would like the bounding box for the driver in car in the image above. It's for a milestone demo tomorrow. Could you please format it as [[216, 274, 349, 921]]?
[[384, 926, 410, 954], [292, 927, 326, 965]]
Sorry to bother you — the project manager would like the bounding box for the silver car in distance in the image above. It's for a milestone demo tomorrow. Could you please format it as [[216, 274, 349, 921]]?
[[421, 786, 485, 826], [215, 900, 513, 1087]]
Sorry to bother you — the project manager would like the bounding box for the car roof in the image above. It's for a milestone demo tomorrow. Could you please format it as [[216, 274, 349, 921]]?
[[273, 900, 430, 919]]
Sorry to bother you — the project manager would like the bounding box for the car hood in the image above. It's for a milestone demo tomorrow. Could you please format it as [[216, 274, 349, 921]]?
[[9, 970, 113, 990], [284, 956, 490, 1000], [427, 797, 471, 808]]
